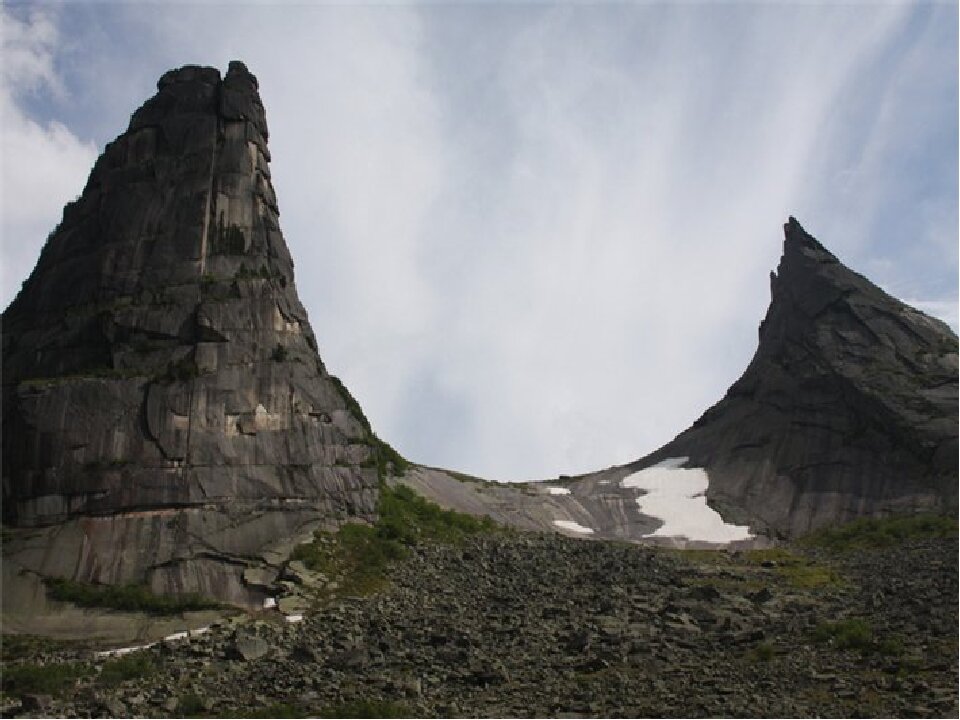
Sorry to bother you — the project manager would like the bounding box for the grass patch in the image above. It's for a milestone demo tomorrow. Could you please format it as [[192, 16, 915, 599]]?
[[291, 484, 497, 598], [673, 546, 840, 589], [812, 619, 902, 655], [317, 700, 411, 718], [1, 661, 89, 697], [179, 692, 208, 716], [291, 522, 406, 597], [746, 641, 775, 663], [327, 375, 408, 478], [97, 653, 155, 686], [372, 435, 409, 478], [802, 514, 957, 551], [44, 578, 220, 615], [377, 483, 497, 546]]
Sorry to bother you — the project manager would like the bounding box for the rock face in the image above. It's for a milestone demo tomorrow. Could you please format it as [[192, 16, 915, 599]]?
[[1, 62, 380, 607], [631, 217, 958, 536]]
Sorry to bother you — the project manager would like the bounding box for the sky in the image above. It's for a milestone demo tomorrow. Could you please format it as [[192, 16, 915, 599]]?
[[1, 1, 957, 482]]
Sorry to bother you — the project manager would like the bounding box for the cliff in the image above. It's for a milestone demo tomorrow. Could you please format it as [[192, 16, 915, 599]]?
[[2, 63, 382, 609]]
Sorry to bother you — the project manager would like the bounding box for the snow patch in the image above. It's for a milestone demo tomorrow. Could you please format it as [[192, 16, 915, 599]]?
[[621, 457, 753, 543], [545, 486, 571, 495], [96, 642, 156, 658], [552, 519, 594, 534], [284, 614, 304, 624], [263, 597, 277, 609], [95, 625, 212, 657]]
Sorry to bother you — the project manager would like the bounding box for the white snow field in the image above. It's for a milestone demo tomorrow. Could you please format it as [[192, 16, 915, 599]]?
[[545, 486, 571, 495], [552, 519, 595, 534], [621, 457, 753, 543]]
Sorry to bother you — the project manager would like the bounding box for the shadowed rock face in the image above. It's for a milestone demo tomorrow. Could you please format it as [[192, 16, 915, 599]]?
[[2, 62, 379, 606], [631, 217, 959, 536]]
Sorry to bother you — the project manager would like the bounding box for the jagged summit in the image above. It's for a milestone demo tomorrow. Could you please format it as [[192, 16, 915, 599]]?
[[635, 217, 959, 535], [2, 63, 381, 610]]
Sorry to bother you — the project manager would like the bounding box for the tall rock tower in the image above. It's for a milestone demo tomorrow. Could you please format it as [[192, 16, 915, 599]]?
[[2, 63, 381, 606]]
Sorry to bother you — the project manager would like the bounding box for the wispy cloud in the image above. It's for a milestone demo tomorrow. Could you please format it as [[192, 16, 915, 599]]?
[[0, 6, 98, 303], [1, 3, 955, 482]]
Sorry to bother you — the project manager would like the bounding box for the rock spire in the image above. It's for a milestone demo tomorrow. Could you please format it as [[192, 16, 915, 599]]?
[[2, 62, 382, 606], [633, 217, 959, 535]]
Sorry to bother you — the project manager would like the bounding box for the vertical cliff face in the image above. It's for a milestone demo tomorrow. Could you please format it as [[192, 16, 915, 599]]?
[[2, 63, 380, 605], [635, 218, 959, 536]]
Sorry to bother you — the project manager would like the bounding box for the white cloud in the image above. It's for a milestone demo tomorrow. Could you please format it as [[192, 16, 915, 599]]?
[[0, 7, 97, 304]]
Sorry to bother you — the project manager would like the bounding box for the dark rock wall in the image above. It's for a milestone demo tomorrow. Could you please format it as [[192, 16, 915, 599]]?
[[2, 63, 379, 604], [635, 218, 959, 536]]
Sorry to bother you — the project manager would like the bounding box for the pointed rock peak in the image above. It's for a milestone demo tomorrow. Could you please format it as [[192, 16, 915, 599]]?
[[2, 62, 382, 608], [225, 59, 258, 87], [777, 215, 838, 277], [642, 219, 958, 537], [783, 215, 831, 255]]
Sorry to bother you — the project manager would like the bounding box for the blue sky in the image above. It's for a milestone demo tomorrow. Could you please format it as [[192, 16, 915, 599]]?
[[1, 2, 957, 481]]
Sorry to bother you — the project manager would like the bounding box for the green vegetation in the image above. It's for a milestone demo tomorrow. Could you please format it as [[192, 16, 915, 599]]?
[[1, 661, 89, 697], [317, 700, 411, 718], [801, 514, 957, 551], [675, 546, 840, 590], [179, 692, 208, 716], [377, 483, 496, 545], [44, 578, 220, 615], [291, 483, 497, 598], [746, 641, 775, 663], [812, 618, 902, 655], [329, 375, 371, 431], [291, 522, 406, 597], [742, 547, 841, 589], [328, 375, 409, 478], [372, 435, 409, 478], [97, 653, 156, 686], [271, 343, 289, 362]]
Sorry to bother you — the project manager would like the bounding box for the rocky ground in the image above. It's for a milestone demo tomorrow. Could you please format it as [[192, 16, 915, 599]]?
[[2, 528, 957, 719]]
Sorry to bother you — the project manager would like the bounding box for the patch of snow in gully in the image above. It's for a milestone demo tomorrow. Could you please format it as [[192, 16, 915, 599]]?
[[552, 520, 594, 534], [621, 457, 753, 543], [545, 486, 571, 495]]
